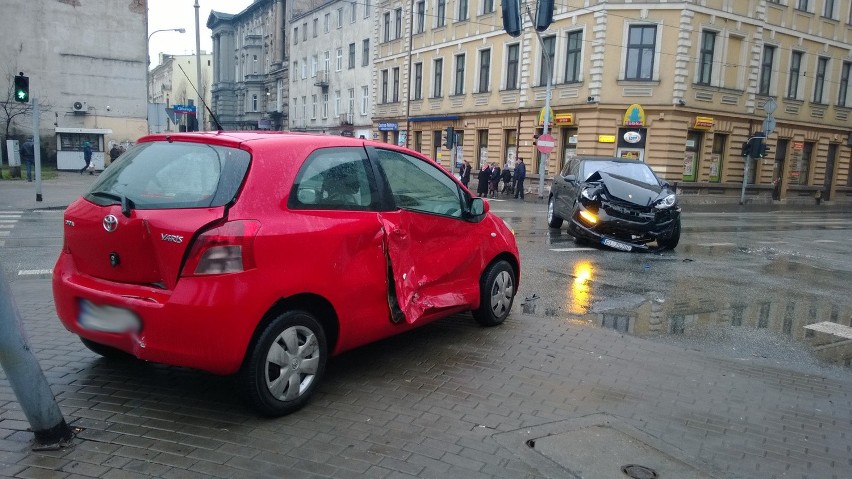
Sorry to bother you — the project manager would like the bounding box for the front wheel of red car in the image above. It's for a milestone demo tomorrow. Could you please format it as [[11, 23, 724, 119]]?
[[240, 311, 327, 417], [473, 260, 516, 327]]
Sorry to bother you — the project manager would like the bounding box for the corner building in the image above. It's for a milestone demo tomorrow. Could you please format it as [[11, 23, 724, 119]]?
[[373, 0, 852, 204]]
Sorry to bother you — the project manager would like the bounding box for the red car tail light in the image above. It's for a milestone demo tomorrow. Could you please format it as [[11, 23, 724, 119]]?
[[182, 220, 260, 276]]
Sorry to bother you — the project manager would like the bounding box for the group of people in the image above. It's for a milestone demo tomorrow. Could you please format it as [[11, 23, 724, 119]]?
[[458, 158, 526, 200]]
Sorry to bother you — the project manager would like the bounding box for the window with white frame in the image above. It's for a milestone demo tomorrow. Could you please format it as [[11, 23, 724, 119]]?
[[302, 58, 307, 79], [759, 45, 775, 95], [313, 18, 318, 37], [384, 12, 391, 42], [454, 54, 465, 95], [458, 0, 468, 21], [361, 85, 369, 114], [823, 0, 835, 18], [436, 0, 446, 27], [839, 61, 851, 107], [338, 8, 343, 28], [311, 56, 317, 77], [348, 88, 355, 116], [293, 60, 299, 81], [364, 0, 370, 18], [413, 62, 423, 100], [395, 8, 402, 38], [292, 97, 298, 122], [362, 39, 370, 66], [312, 94, 317, 119], [787, 51, 803, 99], [334, 90, 341, 116], [539, 35, 555, 86], [415, 1, 425, 33], [351, 2, 356, 22], [813, 57, 828, 103], [302, 95, 307, 122], [433, 58, 444, 97], [482, 0, 495, 14], [322, 93, 328, 118], [381, 69, 389, 103], [392, 67, 400, 102], [796, 0, 809, 12], [565, 30, 583, 83], [506, 43, 519, 90], [336, 48, 343, 71], [349, 43, 356, 69], [324, 13, 330, 33], [625, 25, 656, 81], [478, 49, 490, 93], [697, 31, 716, 86], [323, 51, 330, 74], [252, 94, 258, 111]]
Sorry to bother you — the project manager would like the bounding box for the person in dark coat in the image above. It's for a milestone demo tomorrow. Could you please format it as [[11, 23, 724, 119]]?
[[513, 157, 527, 199], [80, 141, 93, 175], [476, 164, 489, 197], [459, 160, 471, 188], [109, 144, 122, 164], [20, 137, 35, 182], [488, 163, 501, 198], [500, 166, 513, 196]]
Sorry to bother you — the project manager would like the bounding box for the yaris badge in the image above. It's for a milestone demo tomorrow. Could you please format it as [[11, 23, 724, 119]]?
[[103, 215, 118, 232]]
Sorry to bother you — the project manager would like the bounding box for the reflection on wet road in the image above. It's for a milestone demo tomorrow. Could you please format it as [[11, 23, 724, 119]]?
[[498, 203, 852, 371]]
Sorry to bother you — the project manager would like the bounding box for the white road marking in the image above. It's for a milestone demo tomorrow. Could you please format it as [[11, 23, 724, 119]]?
[[0, 225, 14, 229], [804, 322, 852, 340], [550, 247, 597, 252], [18, 269, 53, 276], [813, 240, 837, 243], [791, 220, 850, 225], [757, 241, 788, 244], [0, 231, 10, 237], [0, 215, 22, 219], [0, 220, 18, 223], [697, 242, 736, 247], [489, 210, 515, 213]]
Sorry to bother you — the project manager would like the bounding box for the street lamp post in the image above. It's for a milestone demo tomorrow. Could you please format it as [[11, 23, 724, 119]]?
[[147, 28, 186, 133]]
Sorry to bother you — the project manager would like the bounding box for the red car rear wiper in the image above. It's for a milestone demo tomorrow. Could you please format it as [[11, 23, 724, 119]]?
[[90, 191, 135, 218]]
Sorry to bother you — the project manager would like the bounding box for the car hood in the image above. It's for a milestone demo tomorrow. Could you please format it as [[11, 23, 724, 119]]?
[[588, 171, 664, 207]]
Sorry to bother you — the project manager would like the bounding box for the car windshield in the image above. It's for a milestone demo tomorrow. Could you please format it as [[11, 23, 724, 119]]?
[[85, 141, 251, 209], [581, 161, 659, 186]]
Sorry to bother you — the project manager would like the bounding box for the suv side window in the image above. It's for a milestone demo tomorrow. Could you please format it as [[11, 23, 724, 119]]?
[[375, 149, 464, 218], [289, 147, 375, 210]]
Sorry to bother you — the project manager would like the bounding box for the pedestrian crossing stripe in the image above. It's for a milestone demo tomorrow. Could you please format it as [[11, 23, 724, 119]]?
[[0, 231, 10, 237], [804, 322, 852, 340], [18, 269, 53, 276], [550, 247, 596, 252]]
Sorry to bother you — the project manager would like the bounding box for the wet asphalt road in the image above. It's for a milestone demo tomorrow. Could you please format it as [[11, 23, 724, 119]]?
[[492, 198, 852, 375]]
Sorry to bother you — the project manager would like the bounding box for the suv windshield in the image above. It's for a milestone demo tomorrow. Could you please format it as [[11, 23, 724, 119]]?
[[86, 142, 251, 209], [581, 161, 659, 186]]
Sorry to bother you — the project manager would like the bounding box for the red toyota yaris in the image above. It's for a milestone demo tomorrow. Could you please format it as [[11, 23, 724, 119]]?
[[53, 132, 520, 416]]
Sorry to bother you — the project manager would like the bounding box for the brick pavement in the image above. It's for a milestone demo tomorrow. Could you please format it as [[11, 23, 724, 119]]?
[[2, 173, 851, 478]]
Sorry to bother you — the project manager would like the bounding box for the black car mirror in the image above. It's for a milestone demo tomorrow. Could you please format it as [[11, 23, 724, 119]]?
[[661, 180, 670, 188], [565, 174, 577, 183]]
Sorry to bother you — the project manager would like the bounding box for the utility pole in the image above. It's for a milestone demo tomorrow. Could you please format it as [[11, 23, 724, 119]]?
[[194, 0, 205, 131]]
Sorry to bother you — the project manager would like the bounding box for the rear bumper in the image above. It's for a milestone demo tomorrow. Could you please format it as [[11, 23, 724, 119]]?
[[52, 253, 263, 375]]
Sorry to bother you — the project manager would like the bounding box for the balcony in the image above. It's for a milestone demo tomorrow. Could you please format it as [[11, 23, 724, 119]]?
[[314, 70, 329, 90], [339, 112, 353, 126]]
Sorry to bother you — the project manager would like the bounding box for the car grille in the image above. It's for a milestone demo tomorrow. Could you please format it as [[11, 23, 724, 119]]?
[[603, 201, 653, 221]]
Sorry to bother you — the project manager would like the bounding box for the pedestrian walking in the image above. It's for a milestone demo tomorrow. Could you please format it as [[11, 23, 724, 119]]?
[[20, 137, 35, 182], [80, 141, 93, 175], [488, 163, 501, 198], [109, 144, 122, 164], [476, 164, 489, 197], [513, 157, 527, 199], [459, 160, 471, 188]]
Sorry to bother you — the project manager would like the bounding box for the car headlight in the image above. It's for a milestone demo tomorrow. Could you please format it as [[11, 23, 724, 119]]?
[[655, 194, 677, 209]]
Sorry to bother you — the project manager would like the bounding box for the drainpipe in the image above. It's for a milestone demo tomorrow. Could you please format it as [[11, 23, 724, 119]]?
[[404, 1, 414, 149]]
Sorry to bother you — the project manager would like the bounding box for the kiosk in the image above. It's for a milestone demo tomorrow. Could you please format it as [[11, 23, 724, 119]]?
[[55, 127, 112, 171]]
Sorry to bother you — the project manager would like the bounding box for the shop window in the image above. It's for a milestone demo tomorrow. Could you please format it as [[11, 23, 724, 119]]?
[[414, 130, 422, 153], [476, 130, 488, 170], [504, 130, 517, 172], [560, 127, 578, 168], [709, 134, 726, 183], [683, 131, 702, 182], [788, 141, 813, 185]]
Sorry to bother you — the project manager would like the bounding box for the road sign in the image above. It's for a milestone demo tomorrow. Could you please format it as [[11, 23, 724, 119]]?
[[173, 104, 197, 115], [762, 115, 776, 135], [536, 133, 556, 154]]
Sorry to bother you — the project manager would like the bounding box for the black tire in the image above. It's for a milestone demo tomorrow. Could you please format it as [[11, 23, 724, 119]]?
[[80, 337, 135, 360], [657, 219, 681, 250], [239, 311, 327, 417], [547, 196, 564, 228], [473, 260, 516, 327]]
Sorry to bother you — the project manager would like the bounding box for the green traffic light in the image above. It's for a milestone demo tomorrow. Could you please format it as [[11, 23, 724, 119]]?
[[14, 74, 29, 103]]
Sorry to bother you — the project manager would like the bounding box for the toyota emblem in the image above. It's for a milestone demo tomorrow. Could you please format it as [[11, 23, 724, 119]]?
[[103, 215, 118, 232]]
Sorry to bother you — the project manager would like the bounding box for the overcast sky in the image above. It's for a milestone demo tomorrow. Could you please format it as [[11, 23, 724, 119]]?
[[148, 0, 253, 67]]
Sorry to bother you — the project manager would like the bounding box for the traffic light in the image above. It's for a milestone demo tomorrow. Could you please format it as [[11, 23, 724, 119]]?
[[749, 135, 765, 159], [761, 144, 770, 158], [14, 73, 29, 103], [740, 141, 749, 157], [501, 0, 522, 37], [534, 0, 555, 32], [443, 126, 455, 148]]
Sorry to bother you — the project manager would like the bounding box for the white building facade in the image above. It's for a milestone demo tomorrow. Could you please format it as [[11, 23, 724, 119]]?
[[289, 0, 375, 139], [149, 54, 213, 133]]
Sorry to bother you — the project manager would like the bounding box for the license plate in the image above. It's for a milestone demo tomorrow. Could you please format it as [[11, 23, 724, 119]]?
[[78, 300, 140, 333], [601, 237, 633, 252]]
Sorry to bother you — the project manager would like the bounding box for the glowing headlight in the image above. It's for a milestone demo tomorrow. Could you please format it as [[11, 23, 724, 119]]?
[[655, 194, 677, 209], [578, 209, 598, 224]]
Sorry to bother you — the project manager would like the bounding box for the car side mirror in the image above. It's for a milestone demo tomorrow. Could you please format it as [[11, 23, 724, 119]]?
[[661, 180, 670, 188], [469, 197, 488, 218], [565, 174, 577, 183]]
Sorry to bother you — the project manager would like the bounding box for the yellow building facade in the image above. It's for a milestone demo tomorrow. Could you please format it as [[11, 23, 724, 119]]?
[[373, 0, 852, 203]]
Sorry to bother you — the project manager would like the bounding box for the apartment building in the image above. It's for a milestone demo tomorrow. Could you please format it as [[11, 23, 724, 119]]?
[[208, 0, 289, 131], [289, 0, 375, 138], [148, 54, 213, 133], [373, 0, 852, 203]]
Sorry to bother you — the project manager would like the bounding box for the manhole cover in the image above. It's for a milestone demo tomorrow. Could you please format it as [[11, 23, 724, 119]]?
[[622, 464, 658, 479]]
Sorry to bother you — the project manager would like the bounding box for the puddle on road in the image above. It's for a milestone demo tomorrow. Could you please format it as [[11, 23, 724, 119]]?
[[530, 260, 852, 369]]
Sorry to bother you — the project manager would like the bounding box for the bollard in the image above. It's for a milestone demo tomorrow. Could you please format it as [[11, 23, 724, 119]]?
[[0, 262, 74, 449]]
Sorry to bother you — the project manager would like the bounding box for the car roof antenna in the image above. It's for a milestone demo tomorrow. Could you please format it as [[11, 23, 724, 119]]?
[[177, 64, 224, 131]]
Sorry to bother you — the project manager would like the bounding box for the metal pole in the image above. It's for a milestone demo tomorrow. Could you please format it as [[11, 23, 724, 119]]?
[[0, 259, 73, 448], [527, 6, 554, 200], [32, 97, 42, 202], [739, 154, 750, 205], [195, 0, 205, 131]]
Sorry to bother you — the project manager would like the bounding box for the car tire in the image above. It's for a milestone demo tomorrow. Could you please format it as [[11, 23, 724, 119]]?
[[657, 219, 681, 250], [547, 197, 563, 228], [473, 260, 516, 327], [239, 310, 327, 417], [80, 337, 135, 360]]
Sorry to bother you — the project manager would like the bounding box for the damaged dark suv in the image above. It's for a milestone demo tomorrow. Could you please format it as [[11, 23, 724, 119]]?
[[547, 157, 681, 252]]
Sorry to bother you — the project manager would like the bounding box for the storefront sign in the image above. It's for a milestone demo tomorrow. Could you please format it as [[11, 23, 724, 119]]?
[[792, 141, 804, 151], [693, 117, 714, 130], [378, 122, 398, 131], [623, 104, 646, 127], [554, 113, 574, 125], [538, 107, 555, 126], [598, 135, 616, 143], [623, 131, 642, 144]]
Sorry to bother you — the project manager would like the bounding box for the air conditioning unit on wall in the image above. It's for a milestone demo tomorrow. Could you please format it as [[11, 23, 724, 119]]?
[[72, 101, 88, 113]]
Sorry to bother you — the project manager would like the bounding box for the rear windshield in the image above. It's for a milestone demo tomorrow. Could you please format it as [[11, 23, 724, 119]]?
[[86, 142, 250, 209]]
